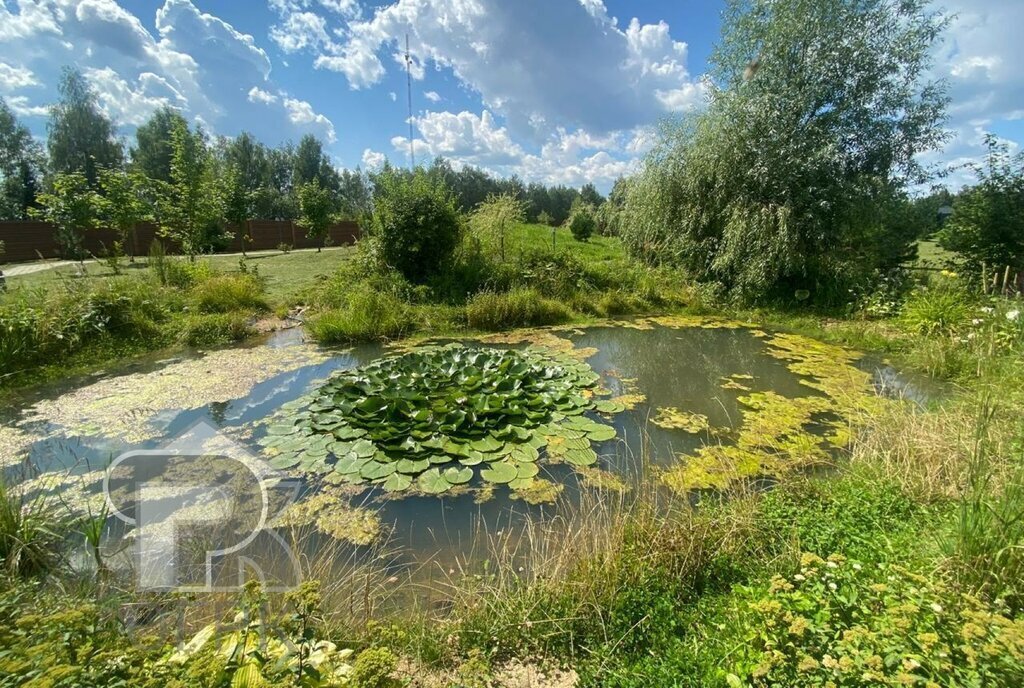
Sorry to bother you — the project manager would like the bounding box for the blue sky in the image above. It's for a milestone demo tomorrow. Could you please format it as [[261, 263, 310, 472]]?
[[0, 0, 1021, 192]]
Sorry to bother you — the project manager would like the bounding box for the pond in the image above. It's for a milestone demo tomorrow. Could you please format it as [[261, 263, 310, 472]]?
[[0, 317, 929, 594]]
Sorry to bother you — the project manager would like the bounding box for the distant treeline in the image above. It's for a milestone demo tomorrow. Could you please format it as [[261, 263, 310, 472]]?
[[0, 67, 609, 227]]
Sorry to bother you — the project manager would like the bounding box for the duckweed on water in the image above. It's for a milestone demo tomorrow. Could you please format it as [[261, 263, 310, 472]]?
[[272, 489, 381, 545], [509, 477, 564, 505], [659, 327, 890, 493], [0, 426, 38, 468], [260, 343, 622, 495], [652, 407, 711, 433], [22, 345, 329, 443]]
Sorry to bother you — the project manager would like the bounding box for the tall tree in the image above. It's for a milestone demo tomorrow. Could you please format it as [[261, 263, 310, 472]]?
[[158, 120, 223, 258], [30, 172, 99, 259], [579, 183, 604, 207], [296, 179, 334, 251], [95, 167, 153, 261], [625, 0, 949, 303], [0, 97, 44, 220], [292, 134, 338, 192], [47, 67, 123, 186], [131, 106, 187, 183]]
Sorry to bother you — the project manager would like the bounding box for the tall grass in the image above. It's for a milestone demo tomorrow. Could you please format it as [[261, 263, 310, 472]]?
[[307, 287, 417, 344], [465, 288, 573, 331], [190, 274, 268, 314], [943, 406, 1024, 611], [0, 479, 67, 578]]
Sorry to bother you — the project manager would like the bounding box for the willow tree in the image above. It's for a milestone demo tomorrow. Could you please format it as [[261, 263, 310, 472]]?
[[625, 0, 949, 303]]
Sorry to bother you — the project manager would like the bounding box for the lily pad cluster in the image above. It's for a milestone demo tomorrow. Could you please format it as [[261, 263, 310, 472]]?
[[259, 344, 622, 494]]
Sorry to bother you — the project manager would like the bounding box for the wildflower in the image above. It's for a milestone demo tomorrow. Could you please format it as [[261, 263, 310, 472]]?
[[1007, 310, 1020, 322], [797, 655, 820, 672], [794, 573, 806, 582], [902, 657, 922, 671], [981, 307, 994, 314], [972, 318, 983, 326], [788, 616, 810, 636], [852, 563, 862, 571], [931, 603, 943, 614], [828, 582, 837, 591], [822, 655, 839, 670], [827, 561, 838, 569]]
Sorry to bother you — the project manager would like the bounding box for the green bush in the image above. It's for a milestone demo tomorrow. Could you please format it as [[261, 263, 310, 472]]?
[[368, 168, 461, 283], [161, 258, 214, 288], [568, 204, 596, 242], [307, 288, 417, 344], [466, 288, 573, 331], [178, 313, 254, 348], [352, 647, 398, 688], [727, 553, 1024, 686], [190, 274, 268, 314], [899, 278, 975, 336]]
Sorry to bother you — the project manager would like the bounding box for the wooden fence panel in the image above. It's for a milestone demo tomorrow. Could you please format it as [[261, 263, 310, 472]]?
[[0, 220, 360, 263]]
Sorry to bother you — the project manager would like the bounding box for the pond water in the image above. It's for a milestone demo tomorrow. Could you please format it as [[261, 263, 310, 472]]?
[[0, 318, 931, 593]]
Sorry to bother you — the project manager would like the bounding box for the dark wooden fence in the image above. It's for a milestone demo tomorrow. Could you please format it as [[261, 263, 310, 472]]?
[[0, 220, 361, 263]]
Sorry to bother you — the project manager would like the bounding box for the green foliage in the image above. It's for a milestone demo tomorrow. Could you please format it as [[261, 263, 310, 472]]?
[[466, 288, 573, 330], [469, 193, 527, 262], [190, 274, 268, 314], [158, 119, 225, 257], [296, 179, 334, 251], [178, 313, 255, 348], [95, 167, 153, 255], [625, 0, 949, 303], [259, 343, 615, 492], [938, 135, 1024, 277], [727, 553, 1024, 686], [368, 168, 461, 283], [0, 478, 67, 578], [536, 210, 554, 227], [30, 171, 99, 259], [306, 286, 417, 344], [351, 647, 398, 688], [568, 201, 596, 242], [0, 97, 44, 221], [46, 67, 123, 187], [944, 419, 1024, 612], [898, 276, 976, 336], [131, 105, 187, 183]]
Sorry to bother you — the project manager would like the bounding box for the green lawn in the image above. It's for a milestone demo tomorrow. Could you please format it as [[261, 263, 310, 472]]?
[[913, 239, 954, 269], [2, 246, 355, 305]]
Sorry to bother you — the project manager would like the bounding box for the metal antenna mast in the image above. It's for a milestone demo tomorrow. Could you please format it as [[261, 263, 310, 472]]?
[[405, 33, 415, 169]]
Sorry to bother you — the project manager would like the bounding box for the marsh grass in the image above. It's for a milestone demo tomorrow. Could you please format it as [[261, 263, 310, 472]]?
[[465, 289, 573, 331], [0, 477, 68, 578]]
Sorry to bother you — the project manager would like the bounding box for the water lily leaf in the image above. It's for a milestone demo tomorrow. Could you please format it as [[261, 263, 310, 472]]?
[[515, 461, 540, 479], [351, 439, 376, 459], [563, 447, 598, 467], [443, 466, 473, 485], [267, 424, 299, 436], [269, 454, 300, 470], [594, 400, 625, 414], [417, 468, 452, 494], [334, 456, 369, 475], [458, 452, 484, 466], [470, 436, 504, 452], [510, 443, 539, 463], [396, 458, 431, 474], [480, 461, 518, 484], [586, 425, 617, 442], [382, 472, 413, 493], [360, 461, 397, 480]]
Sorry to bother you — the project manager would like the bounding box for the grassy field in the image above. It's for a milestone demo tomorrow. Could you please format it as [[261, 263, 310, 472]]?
[[2, 246, 356, 305]]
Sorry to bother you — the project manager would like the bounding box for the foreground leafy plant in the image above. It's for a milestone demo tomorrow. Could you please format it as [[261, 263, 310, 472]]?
[[260, 344, 623, 494]]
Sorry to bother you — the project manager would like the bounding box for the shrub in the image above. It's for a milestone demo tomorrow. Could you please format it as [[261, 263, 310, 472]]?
[[178, 313, 254, 348], [307, 288, 416, 344], [190, 274, 268, 314], [161, 258, 214, 288], [352, 647, 398, 688], [899, 278, 975, 336], [369, 168, 460, 283], [466, 288, 572, 331], [568, 204, 596, 242], [727, 553, 1024, 686]]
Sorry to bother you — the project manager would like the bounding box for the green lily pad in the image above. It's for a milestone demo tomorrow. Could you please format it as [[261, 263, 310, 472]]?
[[269, 454, 300, 470], [586, 425, 617, 442], [382, 472, 413, 493], [360, 461, 397, 480], [417, 468, 452, 494], [480, 461, 518, 484], [443, 466, 473, 485], [395, 458, 431, 474], [564, 447, 598, 467]]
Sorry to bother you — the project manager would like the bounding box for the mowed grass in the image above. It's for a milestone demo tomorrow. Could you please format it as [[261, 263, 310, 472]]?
[[2, 246, 356, 305], [914, 239, 955, 269]]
